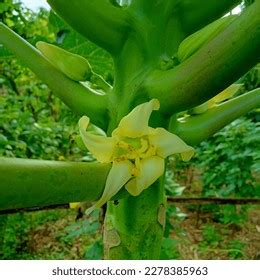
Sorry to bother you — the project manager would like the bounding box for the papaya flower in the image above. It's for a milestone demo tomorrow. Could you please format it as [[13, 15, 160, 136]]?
[[79, 99, 194, 215]]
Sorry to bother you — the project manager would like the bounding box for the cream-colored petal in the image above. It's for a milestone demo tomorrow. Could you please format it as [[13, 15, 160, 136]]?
[[85, 161, 133, 215], [125, 156, 164, 196], [149, 128, 194, 161], [79, 116, 115, 163], [180, 151, 194, 161], [112, 99, 160, 138]]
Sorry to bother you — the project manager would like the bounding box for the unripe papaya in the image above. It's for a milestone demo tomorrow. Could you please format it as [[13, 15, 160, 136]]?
[[178, 15, 237, 63], [36, 41, 92, 81]]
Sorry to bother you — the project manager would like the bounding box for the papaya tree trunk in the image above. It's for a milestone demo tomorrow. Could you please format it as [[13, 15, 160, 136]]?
[[104, 177, 166, 259]]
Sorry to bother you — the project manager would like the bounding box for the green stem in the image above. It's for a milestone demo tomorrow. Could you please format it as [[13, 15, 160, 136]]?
[[0, 23, 108, 128], [145, 1, 260, 115], [130, 0, 163, 14], [170, 89, 260, 146], [181, 0, 241, 34], [104, 176, 166, 259], [0, 157, 110, 210], [47, 0, 129, 54], [90, 72, 112, 92]]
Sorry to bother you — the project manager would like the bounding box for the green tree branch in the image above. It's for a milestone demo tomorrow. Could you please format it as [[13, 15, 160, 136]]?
[[130, 0, 164, 15], [0, 157, 110, 211], [145, 1, 260, 115], [170, 89, 260, 146], [181, 0, 241, 34], [0, 23, 108, 128], [47, 0, 129, 55]]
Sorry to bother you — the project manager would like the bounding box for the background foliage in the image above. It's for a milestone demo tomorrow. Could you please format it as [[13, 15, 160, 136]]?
[[0, 0, 259, 260]]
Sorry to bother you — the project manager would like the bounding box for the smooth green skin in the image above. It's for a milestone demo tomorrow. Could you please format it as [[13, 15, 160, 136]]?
[[104, 177, 166, 259], [145, 1, 260, 114], [46, 0, 128, 55], [0, 158, 110, 211], [0, 23, 108, 129], [0, 0, 259, 259], [171, 88, 260, 146]]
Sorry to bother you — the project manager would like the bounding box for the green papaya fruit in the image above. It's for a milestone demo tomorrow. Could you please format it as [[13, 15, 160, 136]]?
[[178, 15, 237, 63], [36, 41, 92, 81]]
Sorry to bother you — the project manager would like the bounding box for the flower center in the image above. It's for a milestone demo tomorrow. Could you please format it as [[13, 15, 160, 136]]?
[[113, 136, 156, 175]]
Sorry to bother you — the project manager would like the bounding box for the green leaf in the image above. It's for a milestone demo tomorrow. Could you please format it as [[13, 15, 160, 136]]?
[[0, 3, 10, 13], [160, 238, 180, 260], [48, 11, 113, 80], [84, 240, 103, 260], [65, 221, 100, 239]]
